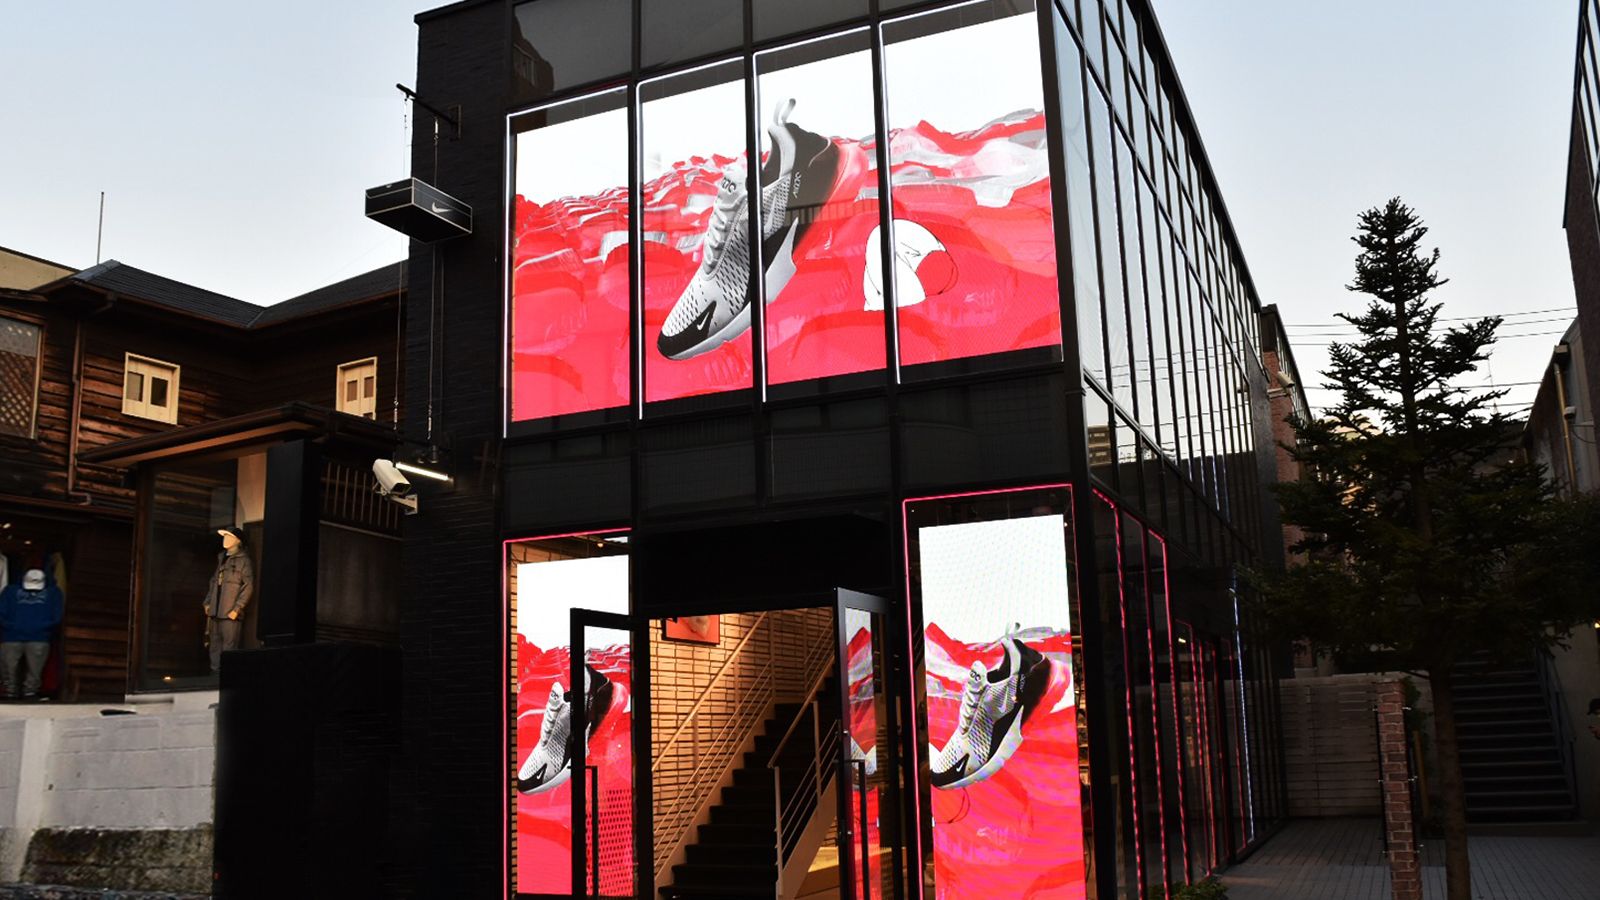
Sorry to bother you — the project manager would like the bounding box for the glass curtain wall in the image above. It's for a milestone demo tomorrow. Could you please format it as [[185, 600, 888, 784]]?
[[1054, 0, 1267, 551]]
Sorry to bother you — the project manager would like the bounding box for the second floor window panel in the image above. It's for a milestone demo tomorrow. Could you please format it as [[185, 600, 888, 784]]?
[[123, 354, 180, 425], [337, 358, 378, 419], [0, 316, 42, 438]]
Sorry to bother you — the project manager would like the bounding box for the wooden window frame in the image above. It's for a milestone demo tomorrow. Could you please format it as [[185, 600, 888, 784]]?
[[335, 356, 379, 419], [122, 352, 181, 425], [0, 314, 44, 439]]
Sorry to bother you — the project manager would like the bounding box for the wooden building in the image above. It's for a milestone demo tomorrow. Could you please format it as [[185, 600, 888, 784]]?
[[0, 251, 406, 699]]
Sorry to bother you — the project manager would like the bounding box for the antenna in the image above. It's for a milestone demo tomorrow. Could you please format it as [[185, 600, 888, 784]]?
[[95, 192, 106, 264]]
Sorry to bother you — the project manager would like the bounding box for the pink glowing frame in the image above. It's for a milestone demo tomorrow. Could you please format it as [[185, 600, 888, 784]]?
[[501, 527, 631, 899], [1138, 529, 1170, 897], [900, 482, 1083, 900], [1154, 534, 1191, 881], [1095, 490, 1143, 900]]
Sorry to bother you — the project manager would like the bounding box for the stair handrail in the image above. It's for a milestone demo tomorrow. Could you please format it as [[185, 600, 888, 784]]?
[[652, 608, 837, 886], [653, 660, 778, 881], [766, 634, 844, 895], [1533, 646, 1579, 806], [652, 610, 773, 774]]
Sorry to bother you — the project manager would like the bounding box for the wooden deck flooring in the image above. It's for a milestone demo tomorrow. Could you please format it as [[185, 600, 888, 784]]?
[[1220, 818, 1600, 900]]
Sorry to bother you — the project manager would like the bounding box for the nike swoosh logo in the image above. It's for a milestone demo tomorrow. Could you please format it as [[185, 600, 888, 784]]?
[[429, 202, 452, 214]]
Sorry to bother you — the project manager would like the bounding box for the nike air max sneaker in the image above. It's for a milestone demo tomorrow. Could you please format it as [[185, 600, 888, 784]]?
[[929, 636, 1048, 789], [657, 98, 845, 360], [516, 663, 614, 794]]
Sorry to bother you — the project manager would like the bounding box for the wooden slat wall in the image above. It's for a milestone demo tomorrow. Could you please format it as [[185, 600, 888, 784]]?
[[252, 307, 403, 422], [1281, 675, 1393, 817]]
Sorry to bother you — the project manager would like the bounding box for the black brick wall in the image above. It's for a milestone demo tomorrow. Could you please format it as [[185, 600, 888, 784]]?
[[396, 1, 508, 896]]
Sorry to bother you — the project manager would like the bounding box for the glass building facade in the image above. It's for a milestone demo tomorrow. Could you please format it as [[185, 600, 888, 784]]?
[[487, 0, 1287, 898]]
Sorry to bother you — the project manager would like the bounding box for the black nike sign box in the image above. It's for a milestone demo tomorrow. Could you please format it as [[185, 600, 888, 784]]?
[[364, 177, 473, 242]]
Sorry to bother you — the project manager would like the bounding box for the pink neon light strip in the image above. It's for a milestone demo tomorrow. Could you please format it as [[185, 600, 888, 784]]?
[[1094, 490, 1143, 900], [1185, 622, 1216, 874], [1156, 535, 1190, 883], [1140, 534, 1169, 899], [502, 528, 631, 899], [901, 482, 1073, 900]]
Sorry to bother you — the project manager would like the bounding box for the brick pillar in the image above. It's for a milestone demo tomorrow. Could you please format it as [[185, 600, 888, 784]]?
[[1376, 680, 1421, 900]]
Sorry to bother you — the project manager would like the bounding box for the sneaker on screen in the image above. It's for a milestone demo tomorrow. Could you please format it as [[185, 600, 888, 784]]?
[[929, 636, 1048, 789], [516, 663, 614, 794], [657, 98, 850, 360]]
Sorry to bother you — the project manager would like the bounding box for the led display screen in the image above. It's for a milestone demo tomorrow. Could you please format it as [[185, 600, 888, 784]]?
[[642, 62, 753, 403], [913, 505, 1086, 900], [756, 31, 886, 389], [884, 3, 1062, 372], [511, 549, 631, 896], [508, 1, 1062, 418], [510, 91, 631, 422]]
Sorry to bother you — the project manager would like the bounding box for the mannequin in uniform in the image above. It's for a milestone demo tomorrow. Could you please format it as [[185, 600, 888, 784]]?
[[203, 526, 254, 674]]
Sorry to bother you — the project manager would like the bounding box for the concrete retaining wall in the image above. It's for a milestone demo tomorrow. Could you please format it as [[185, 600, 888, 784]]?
[[0, 696, 214, 893]]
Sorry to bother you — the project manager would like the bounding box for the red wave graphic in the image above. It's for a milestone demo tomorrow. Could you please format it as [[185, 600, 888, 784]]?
[[511, 111, 1060, 418]]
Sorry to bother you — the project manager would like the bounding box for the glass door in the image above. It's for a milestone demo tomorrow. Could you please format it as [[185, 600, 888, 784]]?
[[572, 609, 643, 900], [835, 589, 901, 900]]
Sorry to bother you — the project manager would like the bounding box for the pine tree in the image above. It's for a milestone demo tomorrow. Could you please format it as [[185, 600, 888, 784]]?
[[1260, 199, 1600, 900]]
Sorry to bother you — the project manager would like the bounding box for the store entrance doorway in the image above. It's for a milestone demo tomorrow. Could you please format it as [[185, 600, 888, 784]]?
[[639, 590, 904, 900]]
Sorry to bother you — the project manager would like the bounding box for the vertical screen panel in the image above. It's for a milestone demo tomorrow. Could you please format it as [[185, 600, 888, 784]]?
[[906, 487, 1088, 900], [510, 90, 631, 423], [641, 61, 754, 404], [755, 31, 886, 390], [884, 0, 1063, 375], [508, 535, 630, 897]]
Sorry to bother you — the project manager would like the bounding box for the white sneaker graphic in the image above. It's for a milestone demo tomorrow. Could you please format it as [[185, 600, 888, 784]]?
[[929, 636, 1047, 789]]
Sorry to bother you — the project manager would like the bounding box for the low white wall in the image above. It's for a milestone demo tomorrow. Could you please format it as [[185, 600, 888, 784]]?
[[0, 697, 215, 882]]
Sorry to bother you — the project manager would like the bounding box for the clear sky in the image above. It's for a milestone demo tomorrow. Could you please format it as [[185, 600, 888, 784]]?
[[0, 1, 1579, 412], [0, 0, 420, 304], [1153, 0, 1580, 415]]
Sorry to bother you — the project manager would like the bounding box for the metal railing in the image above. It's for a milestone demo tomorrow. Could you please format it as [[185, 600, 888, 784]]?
[[1533, 647, 1579, 806], [651, 609, 835, 883], [767, 661, 844, 899]]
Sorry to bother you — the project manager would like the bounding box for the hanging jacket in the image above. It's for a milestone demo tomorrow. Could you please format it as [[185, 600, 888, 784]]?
[[0, 583, 64, 643], [203, 549, 254, 619]]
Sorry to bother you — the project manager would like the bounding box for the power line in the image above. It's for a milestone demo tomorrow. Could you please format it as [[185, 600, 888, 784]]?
[[1288, 329, 1568, 348], [1285, 306, 1575, 327], [1285, 316, 1575, 336]]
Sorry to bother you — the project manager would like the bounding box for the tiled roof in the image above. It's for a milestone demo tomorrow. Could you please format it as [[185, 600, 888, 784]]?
[[62, 260, 404, 328]]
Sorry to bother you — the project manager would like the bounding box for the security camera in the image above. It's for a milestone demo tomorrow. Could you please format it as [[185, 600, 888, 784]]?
[[372, 458, 413, 497]]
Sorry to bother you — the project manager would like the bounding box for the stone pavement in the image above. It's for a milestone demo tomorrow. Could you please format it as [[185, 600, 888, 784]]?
[[1221, 818, 1600, 900]]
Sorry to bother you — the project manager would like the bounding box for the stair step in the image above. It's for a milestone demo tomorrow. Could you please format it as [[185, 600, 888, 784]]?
[[697, 823, 776, 846], [686, 843, 776, 866], [672, 862, 777, 889], [720, 785, 777, 808], [711, 803, 781, 826]]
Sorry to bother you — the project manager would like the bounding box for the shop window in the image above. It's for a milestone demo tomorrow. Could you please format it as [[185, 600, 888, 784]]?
[[512, 0, 631, 103], [123, 353, 179, 425], [506, 532, 631, 897], [509, 88, 632, 427], [335, 357, 378, 419], [0, 316, 42, 438], [883, 0, 1064, 378], [904, 485, 1091, 900], [136, 454, 264, 690], [754, 30, 885, 395], [642, 0, 742, 69], [752, 0, 865, 42], [640, 60, 752, 406]]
